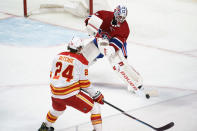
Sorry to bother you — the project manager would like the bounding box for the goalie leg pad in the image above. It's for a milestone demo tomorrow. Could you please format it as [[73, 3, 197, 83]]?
[[108, 50, 143, 91]]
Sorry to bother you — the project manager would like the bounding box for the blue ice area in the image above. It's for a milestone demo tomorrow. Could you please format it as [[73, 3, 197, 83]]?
[[0, 17, 88, 47]]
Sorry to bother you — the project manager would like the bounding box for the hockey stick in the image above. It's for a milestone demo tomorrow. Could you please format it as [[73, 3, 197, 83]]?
[[103, 100, 174, 131]]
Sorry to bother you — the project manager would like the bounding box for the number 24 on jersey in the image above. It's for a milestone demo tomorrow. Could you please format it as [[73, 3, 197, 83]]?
[[53, 62, 74, 82]]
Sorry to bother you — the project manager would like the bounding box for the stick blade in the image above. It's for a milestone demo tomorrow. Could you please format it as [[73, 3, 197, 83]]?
[[155, 122, 174, 131]]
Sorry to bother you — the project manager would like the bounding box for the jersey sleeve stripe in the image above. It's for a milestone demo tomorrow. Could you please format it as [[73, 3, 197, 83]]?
[[110, 37, 128, 57], [109, 37, 123, 50], [109, 42, 119, 51], [121, 42, 127, 57]]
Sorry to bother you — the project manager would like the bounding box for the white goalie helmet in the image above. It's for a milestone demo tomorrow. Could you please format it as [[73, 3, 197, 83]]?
[[114, 5, 128, 23], [68, 36, 83, 51]]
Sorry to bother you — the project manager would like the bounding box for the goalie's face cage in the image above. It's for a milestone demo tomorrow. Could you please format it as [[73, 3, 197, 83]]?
[[114, 5, 128, 23]]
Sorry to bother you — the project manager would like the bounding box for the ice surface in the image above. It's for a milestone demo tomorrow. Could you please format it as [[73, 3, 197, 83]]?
[[0, 0, 197, 131]]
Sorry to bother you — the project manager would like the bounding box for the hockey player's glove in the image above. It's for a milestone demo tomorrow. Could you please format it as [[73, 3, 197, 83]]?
[[93, 91, 104, 104]]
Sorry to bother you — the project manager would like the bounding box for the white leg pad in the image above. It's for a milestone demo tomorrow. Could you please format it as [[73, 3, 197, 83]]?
[[108, 50, 143, 92]]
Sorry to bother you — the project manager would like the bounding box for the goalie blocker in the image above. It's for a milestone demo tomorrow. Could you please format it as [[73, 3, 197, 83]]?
[[82, 15, 146, 98]]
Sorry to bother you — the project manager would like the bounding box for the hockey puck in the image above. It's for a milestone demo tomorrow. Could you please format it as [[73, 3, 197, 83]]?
[[146, 94, 150, 99]]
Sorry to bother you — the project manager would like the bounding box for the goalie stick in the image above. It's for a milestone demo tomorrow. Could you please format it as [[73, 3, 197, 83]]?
[[103, 100, 174, 131]]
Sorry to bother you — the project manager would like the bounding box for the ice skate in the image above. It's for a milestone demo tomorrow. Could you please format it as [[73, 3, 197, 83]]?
[[127, 85, 144, 93], [38, 122, 54, 131]]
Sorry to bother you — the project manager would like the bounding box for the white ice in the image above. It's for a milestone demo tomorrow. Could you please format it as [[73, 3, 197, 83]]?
[[0, 0, 197, 131]]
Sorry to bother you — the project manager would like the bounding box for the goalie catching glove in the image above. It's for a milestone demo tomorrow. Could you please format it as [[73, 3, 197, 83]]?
[[92, 91, 104, 104]]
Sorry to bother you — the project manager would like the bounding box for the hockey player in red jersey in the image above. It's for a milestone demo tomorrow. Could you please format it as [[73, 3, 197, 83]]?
[[38, 36, 104, 131], [85, 5, 129, 59], [83, 5, 148, 98]]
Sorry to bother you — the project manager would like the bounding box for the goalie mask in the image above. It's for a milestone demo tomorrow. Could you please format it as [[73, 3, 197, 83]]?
[[68, 36, 83, 52], [114, 5, 128, 23]]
